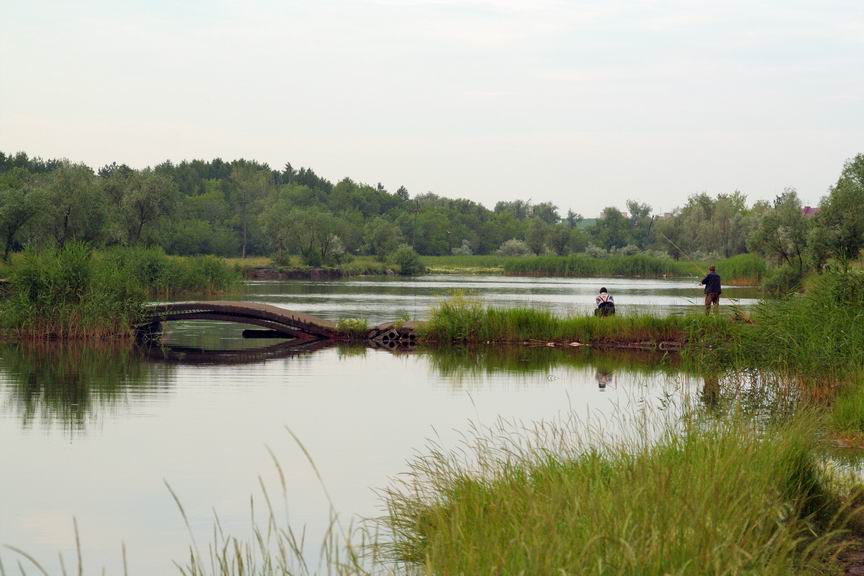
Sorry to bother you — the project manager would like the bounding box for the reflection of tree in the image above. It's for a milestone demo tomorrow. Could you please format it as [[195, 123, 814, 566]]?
[[0, 343, 174, 433]]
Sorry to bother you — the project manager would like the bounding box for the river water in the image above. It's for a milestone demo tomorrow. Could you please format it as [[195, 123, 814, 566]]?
[[0, 276, 749, 574]]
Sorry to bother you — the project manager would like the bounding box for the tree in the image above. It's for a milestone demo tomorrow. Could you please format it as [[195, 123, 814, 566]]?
[[364, 217, 403, 261], [625, 200, 654, 249], [546, 225, 571, 256], [229, 165, 270, 258], [531, 202, 560, 225], [0, 169, 44, 259], [813, 154, 864, 267], [390, 244, 423, 275], [43, 163, 105, 248], [748, 189, 809, 271], [526, 218, 548, 254], [592, 207, 630, 250], [121, 170, 178, 244], [565, 210, 583, 228]]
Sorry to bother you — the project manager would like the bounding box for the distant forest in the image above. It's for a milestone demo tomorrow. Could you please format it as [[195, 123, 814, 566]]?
[[1, 151, 862, 272]]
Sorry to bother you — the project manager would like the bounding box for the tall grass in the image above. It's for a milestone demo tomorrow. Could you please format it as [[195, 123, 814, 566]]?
[[0, 245, 240, 339], [706, 272, 864, 380], [500, 253, 767, 282], [383, 413, 857, 575], [420, 292, 732, 346]]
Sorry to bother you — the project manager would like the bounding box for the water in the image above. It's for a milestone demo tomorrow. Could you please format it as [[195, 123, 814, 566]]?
[[237, 274, 761, 323], [0, 277, 733, 574]]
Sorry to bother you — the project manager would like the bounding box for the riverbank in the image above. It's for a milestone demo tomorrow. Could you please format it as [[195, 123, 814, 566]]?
[[224, 253, 768, 284], [0, 245, 240, 340], [422, 253, 767, 284]]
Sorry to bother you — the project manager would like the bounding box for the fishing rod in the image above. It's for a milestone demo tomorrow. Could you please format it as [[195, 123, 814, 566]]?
[[659, 232, 695, 262]]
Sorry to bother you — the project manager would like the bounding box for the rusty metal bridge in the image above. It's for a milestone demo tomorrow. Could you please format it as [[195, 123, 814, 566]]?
[[140, 301, 338, 342]]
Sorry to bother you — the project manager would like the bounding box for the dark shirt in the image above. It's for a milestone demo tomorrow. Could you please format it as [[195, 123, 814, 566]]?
[[701, 272, 722, 294]]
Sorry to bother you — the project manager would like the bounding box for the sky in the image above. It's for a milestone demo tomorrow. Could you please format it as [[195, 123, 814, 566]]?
[[1, 0, 862, 216]]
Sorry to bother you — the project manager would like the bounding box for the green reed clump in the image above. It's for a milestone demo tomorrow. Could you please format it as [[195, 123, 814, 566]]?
[[0, 244, 147, 339], [421, 292, 725, 346], [100, 246, 240, 298], [335, 317, 370, 340], [383, 415, 854, 575], [499, 253, 768, 282], [503, 253, 696, 277], [830, 378, 864, 435], [0, 245, 241, 339], [717, 272, 864, 380], [718, 253, 769, 283]]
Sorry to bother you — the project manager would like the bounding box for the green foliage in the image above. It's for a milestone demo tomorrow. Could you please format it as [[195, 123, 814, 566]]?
[[0, 150, 860, 281], [335, 317, 369, 340], [391, 244, 424, 276], [0, 245, 239, 338], [0, 244, 145, 338], [496, 238, 532, 256], [712, 272, 864, 380], [421, 292, 719, 345], [384, 415, 849, 575], [748, 188, 811, 272], [363, 216, 403, 261], [503, 253, 696, 277], [763, 264, 805, 296], [830, 377, 864, 434], [813, 154, 864, 268]]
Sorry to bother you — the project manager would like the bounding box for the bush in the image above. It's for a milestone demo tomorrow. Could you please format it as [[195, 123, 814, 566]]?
[[0, 246, 240, 338], [451, 239, 473, 256], [496, 239, 532, 257], [391, 244, 424, 276], [763, 265, 804, 296]]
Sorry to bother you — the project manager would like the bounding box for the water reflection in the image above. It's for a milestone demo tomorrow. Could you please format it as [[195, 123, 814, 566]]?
[[0, 339, 724, 574], [0, 343, 174, 432]]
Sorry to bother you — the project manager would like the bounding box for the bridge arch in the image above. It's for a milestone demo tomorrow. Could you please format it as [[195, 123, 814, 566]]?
[[139, 301, 338, 341]]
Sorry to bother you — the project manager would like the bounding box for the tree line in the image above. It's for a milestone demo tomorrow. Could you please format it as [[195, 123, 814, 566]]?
[[1, 150, 862, 276]]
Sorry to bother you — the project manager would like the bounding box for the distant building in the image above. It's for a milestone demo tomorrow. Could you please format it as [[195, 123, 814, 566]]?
[[802, 206, 819, 217]]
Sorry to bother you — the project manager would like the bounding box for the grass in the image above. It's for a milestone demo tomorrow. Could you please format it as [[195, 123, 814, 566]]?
[[0, 245, 240, 339], [419, 291, 733, 347], [831, 378, 864, 435], [335, 317, 370, 340], [383, 413, 857, 575], [700, 271, 864, 381], [503, 253, 767, 282], [421, 254, 509, 274]]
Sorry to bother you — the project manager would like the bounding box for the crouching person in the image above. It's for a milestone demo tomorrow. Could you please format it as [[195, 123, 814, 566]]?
[[595, 287, 616, 317]]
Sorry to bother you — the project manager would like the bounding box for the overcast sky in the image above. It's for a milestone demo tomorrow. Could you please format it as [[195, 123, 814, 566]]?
[[2, 0, 862, 216]]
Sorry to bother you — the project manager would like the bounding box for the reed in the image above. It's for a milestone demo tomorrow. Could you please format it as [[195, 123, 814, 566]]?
[[335, 317, 370, 340], [419, 291, 731, 347], [382, 413, 857, 575], [0, 245, 240, 339], [705, 272, 864, 380]]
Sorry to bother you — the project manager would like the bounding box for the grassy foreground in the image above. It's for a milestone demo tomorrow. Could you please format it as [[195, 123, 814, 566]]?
[[383, 414, 857, 575], [0, 245, 240, 339]]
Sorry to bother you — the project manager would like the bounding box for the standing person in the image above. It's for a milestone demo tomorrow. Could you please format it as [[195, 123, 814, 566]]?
[[700, 265, 722, 314], [595, 287, 615, 316]]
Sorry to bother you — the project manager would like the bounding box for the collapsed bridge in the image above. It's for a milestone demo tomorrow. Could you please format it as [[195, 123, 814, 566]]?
[[139, 301, 419, 348], [140, 301, 338, 343]]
